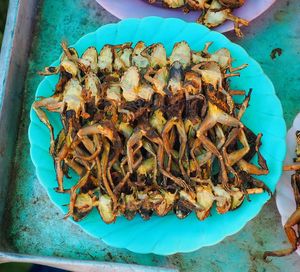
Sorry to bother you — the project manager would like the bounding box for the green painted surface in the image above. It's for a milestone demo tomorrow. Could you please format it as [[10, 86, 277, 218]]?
[[3, 0, 300, 271]]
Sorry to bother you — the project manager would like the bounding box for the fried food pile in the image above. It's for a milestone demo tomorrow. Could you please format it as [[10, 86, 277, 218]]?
[[264, 131, 300, 259], [148, 0, 248, 37], [33, 41, 270, 223]]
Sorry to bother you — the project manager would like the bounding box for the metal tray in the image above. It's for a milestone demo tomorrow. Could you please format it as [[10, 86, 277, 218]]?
[[0, 0, 300, 271]]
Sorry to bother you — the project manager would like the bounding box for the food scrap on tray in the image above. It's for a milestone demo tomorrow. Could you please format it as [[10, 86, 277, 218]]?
[[33, 41, 269, 223], [148, 0, 248, 37]]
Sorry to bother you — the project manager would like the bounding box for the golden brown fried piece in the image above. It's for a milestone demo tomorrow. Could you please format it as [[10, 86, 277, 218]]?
[[34, 41, 268, 224], [264, 131, 300, 259], [148, 0, 248, 37]]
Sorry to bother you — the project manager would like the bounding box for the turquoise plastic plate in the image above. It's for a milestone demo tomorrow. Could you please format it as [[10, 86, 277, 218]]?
[[29, 17, 286, 255]]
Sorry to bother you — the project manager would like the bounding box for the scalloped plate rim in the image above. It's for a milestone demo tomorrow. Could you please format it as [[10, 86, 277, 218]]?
[[96, 0, 276, 34], [275, 113, 300, 256], [28, 16, 286, 255]]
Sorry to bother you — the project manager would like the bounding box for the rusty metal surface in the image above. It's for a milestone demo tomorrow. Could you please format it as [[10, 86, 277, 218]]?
[[0, 0, 36, 228], [0, 252, 174, 272], [0, 0, 300, 271]]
